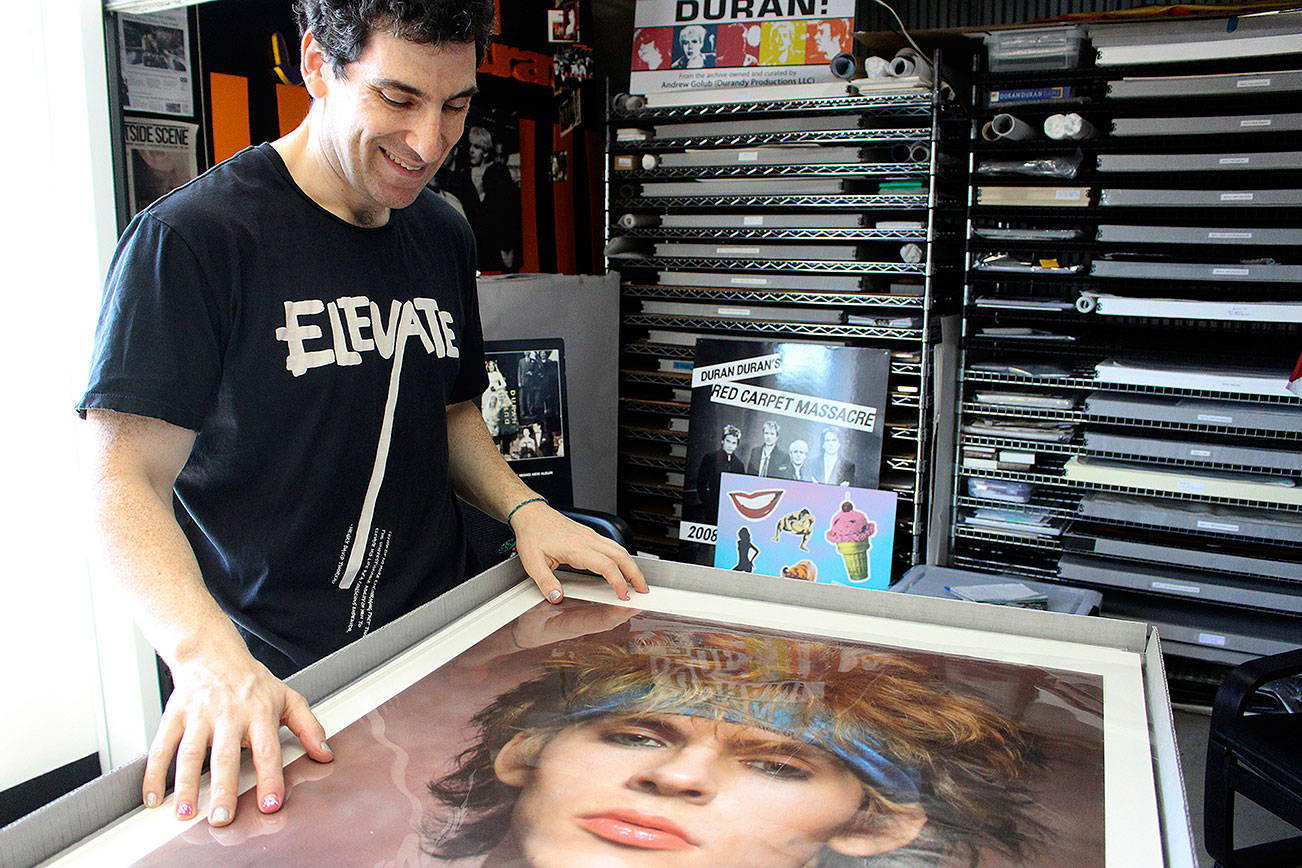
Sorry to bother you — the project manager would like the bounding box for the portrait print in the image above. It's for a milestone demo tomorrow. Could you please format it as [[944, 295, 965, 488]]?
[[480, 339, 572, 507], [431, 108, 522, 274], [679, 340, 891, 568], [632, 27, 674, 71], [134, 600, 1108, 867]]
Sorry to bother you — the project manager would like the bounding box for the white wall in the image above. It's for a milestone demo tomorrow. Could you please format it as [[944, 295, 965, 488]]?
[[0, 0, 154, 793]]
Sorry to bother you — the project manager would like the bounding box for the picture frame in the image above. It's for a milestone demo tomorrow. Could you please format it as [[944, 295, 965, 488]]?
[[28, 560, 1181, 867]]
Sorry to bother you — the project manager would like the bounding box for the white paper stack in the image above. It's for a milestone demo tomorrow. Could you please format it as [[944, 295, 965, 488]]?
[[946, 582, 1050, 608]]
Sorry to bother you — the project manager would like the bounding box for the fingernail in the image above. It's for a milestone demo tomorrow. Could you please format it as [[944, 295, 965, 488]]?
[[176, 801, 195, 819], [144, 792, 159, 809], [320, 740, 333, 755], [210, 807, 231, 825], [260, 793, 282, 813], [546, 589, 562, 603]]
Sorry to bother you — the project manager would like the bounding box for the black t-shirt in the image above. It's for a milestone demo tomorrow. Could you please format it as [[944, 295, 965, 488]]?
[[79, 144, 489, 676]]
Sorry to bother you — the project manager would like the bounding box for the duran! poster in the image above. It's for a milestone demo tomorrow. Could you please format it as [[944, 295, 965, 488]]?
[[629, 0, 854, 97], [713, 472, 897, 589], [679, 339, 891, 566]]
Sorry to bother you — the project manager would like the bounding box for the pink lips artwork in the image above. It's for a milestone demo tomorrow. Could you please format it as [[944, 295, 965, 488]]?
[[726, 489, 785, 520], [577, 810, 695, 851]]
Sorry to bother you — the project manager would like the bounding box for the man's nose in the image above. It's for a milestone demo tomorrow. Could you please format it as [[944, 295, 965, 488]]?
[[630, 746, 719, 803], [407, 112, 447, 165]]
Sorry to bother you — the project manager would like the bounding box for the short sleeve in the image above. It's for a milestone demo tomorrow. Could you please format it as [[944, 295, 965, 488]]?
[[77, 213, 228, 431], [444, 237, 489, 405]]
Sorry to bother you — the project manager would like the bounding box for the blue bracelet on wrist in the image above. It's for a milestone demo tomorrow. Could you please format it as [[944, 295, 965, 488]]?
[[506, 495, 547, 528]]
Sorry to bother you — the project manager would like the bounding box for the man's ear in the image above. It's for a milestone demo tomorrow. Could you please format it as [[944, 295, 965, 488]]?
[[827, 803, 927, 858], [300, 30, 329, 99], [492, 731, 543, 788]]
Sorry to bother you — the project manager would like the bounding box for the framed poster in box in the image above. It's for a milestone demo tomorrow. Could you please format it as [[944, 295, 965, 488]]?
[[34, 562, 1172, 867]]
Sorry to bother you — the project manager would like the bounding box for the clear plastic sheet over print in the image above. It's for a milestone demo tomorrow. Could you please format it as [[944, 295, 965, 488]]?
[[130, 597, 1114, 868]]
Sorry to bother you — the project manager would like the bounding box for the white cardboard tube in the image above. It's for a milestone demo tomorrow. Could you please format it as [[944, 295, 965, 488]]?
[[1044, 113, 1096, 141], [618, 213, 659, 230], [991, 113, 1035, 141], [889, 47, 933, 84], [612, 93, 646, 111], [829, 52, 862, 80], [864, 55, 891, 80]]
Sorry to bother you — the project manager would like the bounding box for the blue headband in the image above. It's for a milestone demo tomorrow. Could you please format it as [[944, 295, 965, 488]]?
[[564, 689, 921, 803]]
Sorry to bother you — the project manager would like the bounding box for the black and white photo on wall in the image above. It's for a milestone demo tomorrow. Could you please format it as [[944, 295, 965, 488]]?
[[430, 107, 523, 273]]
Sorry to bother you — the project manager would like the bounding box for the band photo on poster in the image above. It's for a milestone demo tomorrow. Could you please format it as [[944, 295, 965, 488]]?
[[679, 339, 891, 567], [121, 592, 1115, 867], [480, 339, 573, 506], [629, 0, 854, 97], [430, 107, 523, 273]]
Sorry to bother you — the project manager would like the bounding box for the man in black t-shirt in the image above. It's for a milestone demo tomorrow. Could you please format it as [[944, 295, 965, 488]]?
[[79, 0, 644, 832]]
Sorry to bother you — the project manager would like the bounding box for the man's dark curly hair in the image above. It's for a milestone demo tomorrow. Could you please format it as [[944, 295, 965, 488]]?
[[293, 0, 497, 73]]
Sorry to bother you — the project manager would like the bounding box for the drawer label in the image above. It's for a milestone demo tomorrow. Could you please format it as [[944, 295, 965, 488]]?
[[1152, 581, 1200, 595]]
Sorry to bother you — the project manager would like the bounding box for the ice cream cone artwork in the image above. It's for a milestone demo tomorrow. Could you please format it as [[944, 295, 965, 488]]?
[[825, 500, 876, 583]]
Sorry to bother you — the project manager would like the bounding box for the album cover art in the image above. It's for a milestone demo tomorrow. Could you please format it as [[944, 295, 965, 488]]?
[[679, 339, 891, 566], [480, 339, 572, 506], [713, 473, 897, 590]]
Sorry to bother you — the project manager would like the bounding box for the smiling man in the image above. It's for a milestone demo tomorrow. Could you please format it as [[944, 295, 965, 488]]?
[[79, 0, 644, 832]]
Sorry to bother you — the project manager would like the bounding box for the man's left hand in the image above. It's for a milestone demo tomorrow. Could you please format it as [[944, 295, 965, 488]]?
[[509, 503, 648, 604]]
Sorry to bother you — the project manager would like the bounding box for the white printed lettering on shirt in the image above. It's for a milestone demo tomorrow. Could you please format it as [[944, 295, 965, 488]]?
[[276, 295, 461, 376]]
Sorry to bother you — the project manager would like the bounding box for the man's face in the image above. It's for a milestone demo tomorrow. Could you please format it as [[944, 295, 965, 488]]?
[[639, 40, 664, 69], [680, 28, 704, 57], [822, 432, 840, 457], [815, 25, 837, 56], [307, 30, 477, 219], [788, 442, 807, 465], [762, 427, 778, 447], [500, 713, 870, 868], [722, 433, 739, 455], [468, 137, 489, 166]]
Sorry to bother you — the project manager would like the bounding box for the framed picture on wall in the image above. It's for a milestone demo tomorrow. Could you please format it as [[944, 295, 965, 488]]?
[[480, 338, 573, 507]]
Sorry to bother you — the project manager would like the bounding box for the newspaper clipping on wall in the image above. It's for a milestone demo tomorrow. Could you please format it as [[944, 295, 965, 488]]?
[[118, 8, 194, 116], [630, 0, 854, 100], [124, 118, 199, 217]]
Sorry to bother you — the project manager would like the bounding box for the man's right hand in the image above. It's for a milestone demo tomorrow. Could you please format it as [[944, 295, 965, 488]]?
[[143, 648, 333, 826], [85, 409, 335, 825]]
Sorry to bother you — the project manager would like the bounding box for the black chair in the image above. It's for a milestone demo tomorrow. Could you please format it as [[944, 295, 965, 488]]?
[[1204, 648, 1302, 867]]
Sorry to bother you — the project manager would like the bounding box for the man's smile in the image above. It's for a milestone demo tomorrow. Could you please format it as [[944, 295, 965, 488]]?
[[379, 145, 421, 173]]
